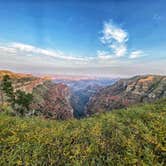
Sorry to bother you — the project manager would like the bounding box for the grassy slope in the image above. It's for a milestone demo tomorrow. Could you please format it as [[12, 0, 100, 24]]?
[[0, 99, 166, 166]]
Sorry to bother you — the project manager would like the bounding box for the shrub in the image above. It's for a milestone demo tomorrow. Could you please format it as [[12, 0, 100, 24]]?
[[0, 99, 165, 165], [15, 90, 33, 116], [1, 75, 33, 116]]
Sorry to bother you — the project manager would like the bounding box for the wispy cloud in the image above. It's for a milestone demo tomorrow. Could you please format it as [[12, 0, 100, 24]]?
[[100, 20, 128, 44], [100, 20, 128, 57], [0, 19, 151, 76], [129, 50, 144, 59], [0, 20, 144, 67], [110, 44, 127, 57], [97, 50, 113, 60], [1, 42, 90, 62], [0, 41, 164, 76], [99, 20, 145, 60]]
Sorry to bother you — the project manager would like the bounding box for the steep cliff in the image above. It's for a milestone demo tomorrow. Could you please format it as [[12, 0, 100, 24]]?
[[0, 70, 74, 120], [86, 75, 166, 115], [54, 78, 116, 117], [32, 82, 73, 120]]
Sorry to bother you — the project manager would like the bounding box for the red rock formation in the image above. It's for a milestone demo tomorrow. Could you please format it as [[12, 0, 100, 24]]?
[[0, 70, 74, 120], [14, 78, 45, 93], [0, 70, 34, 80], [86, 75, 166, 115], [41, 83, 73, 120]]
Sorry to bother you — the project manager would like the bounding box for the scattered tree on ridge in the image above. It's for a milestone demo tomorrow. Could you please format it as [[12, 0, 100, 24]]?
[[1, 75, 33, 116]]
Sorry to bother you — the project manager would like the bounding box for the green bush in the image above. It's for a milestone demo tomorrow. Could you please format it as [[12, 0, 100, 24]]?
[[1, 75, 33, 116], [0, 99, 165, 165]]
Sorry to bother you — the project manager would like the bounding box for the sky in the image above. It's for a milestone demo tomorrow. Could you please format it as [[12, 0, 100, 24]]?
[[0, 0, 166, 77]]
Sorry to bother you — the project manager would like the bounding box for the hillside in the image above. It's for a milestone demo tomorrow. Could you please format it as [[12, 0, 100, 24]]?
[[0, 99, 165, 165], [32, 82, 73, 120], [0, 70, 43, 93], [86, 75, 166, 115], [1, 71, 166, 119], [0, 70, 74, 120], [0, 70, 34, 80], [54, 78, 116, 117]]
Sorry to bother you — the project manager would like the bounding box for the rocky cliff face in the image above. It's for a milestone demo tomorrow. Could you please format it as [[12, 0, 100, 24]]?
[[86, 75, 166, 115], [54, 78, 117, 117], [0, 70, 74, 120], [33, 83, 73, 120], [1, 71, 165, 119]]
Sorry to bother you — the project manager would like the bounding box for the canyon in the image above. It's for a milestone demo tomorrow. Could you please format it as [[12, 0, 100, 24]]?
[[86, 75, 166, 115], [0, 70, 166, 120], [53, 78, 117, 117]]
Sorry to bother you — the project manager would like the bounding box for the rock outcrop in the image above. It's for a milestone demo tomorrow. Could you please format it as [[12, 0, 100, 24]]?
[[38, 83, 73, 120], [86, 75, 166, 115], [0, 70, 74, 120]]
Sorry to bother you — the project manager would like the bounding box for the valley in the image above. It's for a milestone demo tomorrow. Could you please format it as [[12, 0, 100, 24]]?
[[0, 70, 166, 120], [53, 78, 117, 117]]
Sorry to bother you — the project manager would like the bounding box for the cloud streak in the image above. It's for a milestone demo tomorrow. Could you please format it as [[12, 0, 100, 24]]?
[[9, 42, 89, 61], [129, 50, 144, 59], [0, 20, 145, 68], [0, 19, 157, 76], [97, 50, 113, 60]]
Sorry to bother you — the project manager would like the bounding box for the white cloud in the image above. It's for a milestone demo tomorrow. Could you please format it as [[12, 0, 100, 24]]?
[[0, 19, 148, 76], [101, 21, 128, 44], [100, 20, 128, 58], [129, 50, 144, 59], [99, 19, 146, 61], [110, 44, 127, 57], [11, 42, 69, 59], [97, 50, 112, 60], [0, 46, 17, 54], [0, 41, 164, 76], [1, 42, 90, 62]]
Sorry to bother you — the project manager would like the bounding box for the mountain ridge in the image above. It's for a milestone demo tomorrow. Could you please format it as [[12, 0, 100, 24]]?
[[0, 70, 165, 119], [0, 70, 74, 120], [86, 75, 166, 115]]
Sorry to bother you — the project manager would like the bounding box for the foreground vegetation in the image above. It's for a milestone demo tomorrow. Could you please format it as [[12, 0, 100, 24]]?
[[0, 99, 166, 165]]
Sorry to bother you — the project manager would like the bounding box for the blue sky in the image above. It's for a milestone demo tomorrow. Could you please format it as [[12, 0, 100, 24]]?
[[0, 0, 166, 77]]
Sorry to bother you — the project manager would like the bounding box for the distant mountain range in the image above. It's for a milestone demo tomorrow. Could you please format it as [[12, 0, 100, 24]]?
[[0, 70, 34, 80], [54, 78, 117, 117], [86, 75, 166, 115], [0, 70, 165, 119]]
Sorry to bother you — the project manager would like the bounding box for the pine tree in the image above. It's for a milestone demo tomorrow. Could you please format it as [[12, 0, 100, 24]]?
[[1, 75, 33, 116], [1, 75, 15, 109], [15, 90, 33, 116]]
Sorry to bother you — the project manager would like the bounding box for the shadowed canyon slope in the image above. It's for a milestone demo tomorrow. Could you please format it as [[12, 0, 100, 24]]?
[[0, 70, 73, 120], [86, 75, 166, 115], [0, 70, 166, 119], [53, 78, 116, 117]]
